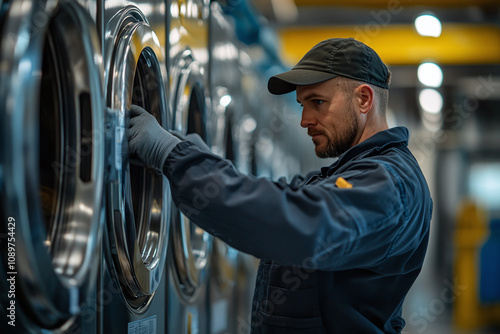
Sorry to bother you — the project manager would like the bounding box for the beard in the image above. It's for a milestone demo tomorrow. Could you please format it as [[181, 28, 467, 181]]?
[[313, 105, 358, 158]]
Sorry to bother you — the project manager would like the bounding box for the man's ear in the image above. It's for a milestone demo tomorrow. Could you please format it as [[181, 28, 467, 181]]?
[[356, 84, 374, 114]]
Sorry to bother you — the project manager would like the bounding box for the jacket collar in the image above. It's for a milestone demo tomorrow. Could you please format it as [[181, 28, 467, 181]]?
[[320, 126, 409, 176]]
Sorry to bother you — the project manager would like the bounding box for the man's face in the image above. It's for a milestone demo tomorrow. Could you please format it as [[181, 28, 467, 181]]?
[[297, 78, 360, 158]]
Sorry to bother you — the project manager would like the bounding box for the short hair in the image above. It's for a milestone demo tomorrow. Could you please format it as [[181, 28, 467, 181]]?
[[337, 72, 391, 116]]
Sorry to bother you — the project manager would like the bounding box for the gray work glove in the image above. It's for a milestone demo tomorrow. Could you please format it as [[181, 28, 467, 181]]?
[[128, 105, 180, 171]]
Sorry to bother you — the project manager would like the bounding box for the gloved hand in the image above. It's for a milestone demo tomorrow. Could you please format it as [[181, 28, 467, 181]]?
[[128, 105, 180, 171]]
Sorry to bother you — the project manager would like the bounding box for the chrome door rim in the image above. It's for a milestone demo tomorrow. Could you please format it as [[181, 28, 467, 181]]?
[[105, 6, 170, 312], [0, 0, 104, 329], [209, 86, 239, 290], [169, 48, 212, 302]]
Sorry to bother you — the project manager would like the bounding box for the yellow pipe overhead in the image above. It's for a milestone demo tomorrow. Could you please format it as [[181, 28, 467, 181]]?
[[278, 24, 500, 65]]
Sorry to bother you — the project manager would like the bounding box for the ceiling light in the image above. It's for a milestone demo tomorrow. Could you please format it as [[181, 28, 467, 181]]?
[[242, 116, 257, 133], [419, 88, 443, 114], [415, 14, 442, 37], [418, 62, 443, 87], [220, 94, 232, 107]]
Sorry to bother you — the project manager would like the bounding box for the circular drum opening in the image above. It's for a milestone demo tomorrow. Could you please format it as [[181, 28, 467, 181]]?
[[105, 9, 170, 313], [0, 1, 104, 329], [129, 51, 165, 268], [185, 81, 210, 275], [170, 59, 212, 301], [214, 111, 239, 290], [38, 8, 100, 282], [39, 32, 63, 250], [116, 46, 169, 311]]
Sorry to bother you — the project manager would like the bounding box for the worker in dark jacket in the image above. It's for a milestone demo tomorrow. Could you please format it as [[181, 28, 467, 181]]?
[[128, 38, 432, 333]]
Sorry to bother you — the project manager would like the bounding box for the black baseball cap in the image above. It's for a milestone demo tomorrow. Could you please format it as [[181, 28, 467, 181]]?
[[268, 38, 390, 95]]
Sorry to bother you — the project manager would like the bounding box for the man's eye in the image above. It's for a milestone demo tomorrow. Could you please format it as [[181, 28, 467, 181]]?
[[313, 99, 324, 105]]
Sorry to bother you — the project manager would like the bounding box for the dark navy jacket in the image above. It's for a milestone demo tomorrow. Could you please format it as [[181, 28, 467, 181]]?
[[163, 127, 432, 333]]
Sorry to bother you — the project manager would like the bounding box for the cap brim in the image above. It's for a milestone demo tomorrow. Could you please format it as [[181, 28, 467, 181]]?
[[268, 69, 338, 95]]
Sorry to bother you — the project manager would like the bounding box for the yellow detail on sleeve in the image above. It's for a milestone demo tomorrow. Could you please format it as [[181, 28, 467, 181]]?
[[335, 177, 353, 189]]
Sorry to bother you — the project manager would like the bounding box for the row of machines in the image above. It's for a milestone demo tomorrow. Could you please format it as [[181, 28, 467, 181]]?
[[0, 0, 276, 333]]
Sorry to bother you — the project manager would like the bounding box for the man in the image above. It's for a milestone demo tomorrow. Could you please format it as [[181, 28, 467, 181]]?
[[128, 38, 432, 333]]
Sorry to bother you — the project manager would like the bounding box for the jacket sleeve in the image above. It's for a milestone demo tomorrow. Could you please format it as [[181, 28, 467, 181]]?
[[163, 141, 420, 272]]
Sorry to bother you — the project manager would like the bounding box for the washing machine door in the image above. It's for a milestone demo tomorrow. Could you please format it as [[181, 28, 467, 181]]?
[[104, 6, 171, 312], [169, 48, 213, 302], [0, 0, 104, 331], [209, 86, 241, 289]]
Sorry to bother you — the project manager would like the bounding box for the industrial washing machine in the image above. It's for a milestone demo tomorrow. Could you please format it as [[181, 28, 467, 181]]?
[[98, 1, 171, 333], [207, 3, 258, 333], [167, 0, 213, 333], [0, 0, 105, 332]]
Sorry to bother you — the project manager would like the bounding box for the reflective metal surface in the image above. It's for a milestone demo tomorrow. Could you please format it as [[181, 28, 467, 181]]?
[[103, 5, 170, 312], [0, 0, 263, 333], [0, 1, 275, 333], [169, 48, 212, 301], [170, 207, 211, 300], [96, 1, 171, 333], [0, 0, 104, 332], [208, 238, 239, 334], [205, 4, 259, 333], [168, 0, 210, 71], [167, 1, 212, 333]]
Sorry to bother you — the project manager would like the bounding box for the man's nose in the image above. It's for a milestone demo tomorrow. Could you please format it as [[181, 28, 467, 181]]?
[[300, 108, 316, 128]]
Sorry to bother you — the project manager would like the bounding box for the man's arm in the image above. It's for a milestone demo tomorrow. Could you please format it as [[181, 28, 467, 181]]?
[[128, 105, 422, 272]]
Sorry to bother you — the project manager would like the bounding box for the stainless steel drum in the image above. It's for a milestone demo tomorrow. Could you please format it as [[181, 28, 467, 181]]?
[[167, 1, 212, 332], [169, 48, 212, 302], [103, 5, 170, 313], [0, 0, 104, 332]]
